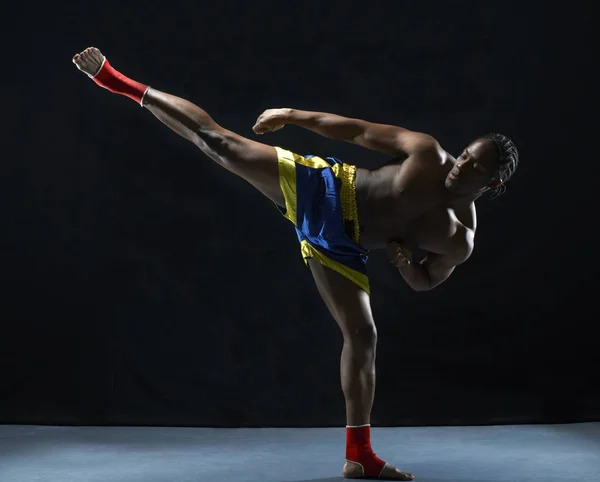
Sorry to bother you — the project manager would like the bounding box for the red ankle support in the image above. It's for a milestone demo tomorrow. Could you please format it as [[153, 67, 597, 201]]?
[[346, 425, 387, 477], [91, 58, 149, 106]]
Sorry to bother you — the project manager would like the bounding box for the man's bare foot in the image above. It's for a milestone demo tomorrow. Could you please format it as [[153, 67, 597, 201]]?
[[72, 47, 105, 77], [343, 461, 415, 480]]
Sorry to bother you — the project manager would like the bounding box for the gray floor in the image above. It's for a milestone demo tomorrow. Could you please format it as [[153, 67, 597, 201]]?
[[1, 423, 599, 481]]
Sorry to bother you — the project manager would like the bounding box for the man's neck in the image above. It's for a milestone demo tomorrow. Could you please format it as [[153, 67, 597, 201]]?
[[444, 186, 485, 207]]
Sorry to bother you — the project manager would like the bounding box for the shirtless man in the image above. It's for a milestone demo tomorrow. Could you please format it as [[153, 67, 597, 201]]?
[[73, 46, 519, 481]]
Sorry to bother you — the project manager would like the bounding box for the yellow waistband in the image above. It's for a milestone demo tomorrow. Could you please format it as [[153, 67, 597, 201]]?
[[332, 163, 360, 245]]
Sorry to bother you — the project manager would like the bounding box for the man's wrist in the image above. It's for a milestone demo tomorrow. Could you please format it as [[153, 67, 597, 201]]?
[[283, 108, 301, 124]]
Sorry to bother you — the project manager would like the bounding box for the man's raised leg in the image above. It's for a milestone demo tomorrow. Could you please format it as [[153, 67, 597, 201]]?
[[72, 46, 285, 205], [307, 259, 415, 480]]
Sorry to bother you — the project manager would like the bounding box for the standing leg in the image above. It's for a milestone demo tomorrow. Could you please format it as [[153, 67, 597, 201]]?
[[72, 46, 285, 205], [307, 259, 414, 480]]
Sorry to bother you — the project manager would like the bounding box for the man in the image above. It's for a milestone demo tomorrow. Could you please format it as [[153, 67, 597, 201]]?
[[72, 46, 519, 481]]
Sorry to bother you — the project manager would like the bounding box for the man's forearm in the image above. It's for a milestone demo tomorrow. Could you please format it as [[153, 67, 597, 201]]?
[[397, 262, 431, 291], [285, 109, 367, 142]]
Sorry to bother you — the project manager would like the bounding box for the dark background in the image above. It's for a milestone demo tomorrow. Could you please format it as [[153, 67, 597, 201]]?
[[1, 1, 597, 427]]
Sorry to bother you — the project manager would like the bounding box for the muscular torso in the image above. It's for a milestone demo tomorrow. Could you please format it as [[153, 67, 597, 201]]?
[[354, 149, 476, 255]]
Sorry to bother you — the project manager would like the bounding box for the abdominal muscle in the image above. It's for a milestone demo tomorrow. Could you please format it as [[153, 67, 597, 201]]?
[[355, 168, 414, 249]]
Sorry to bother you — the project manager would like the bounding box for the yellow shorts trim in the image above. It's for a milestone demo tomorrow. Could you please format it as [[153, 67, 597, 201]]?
[[300, 240, 370, 294], [331, 162, 360, 245]]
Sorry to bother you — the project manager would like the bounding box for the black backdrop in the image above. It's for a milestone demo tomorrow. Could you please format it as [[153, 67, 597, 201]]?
[[1, 1, 597, 427]]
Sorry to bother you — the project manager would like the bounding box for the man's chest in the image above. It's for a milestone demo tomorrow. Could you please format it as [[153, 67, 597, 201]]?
[[405, 207, 461, 254]]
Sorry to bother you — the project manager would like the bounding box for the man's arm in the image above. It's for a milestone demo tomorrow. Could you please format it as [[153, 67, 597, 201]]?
[[388, 240, 473, 291], [396, 253, 460, 291], [253, 108, 437, 158]]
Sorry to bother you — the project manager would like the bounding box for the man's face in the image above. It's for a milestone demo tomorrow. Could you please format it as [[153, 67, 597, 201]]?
[[445, 139, 499, 195]]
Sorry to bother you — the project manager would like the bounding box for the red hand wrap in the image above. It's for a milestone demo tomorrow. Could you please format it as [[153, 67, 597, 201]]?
[[346, 425, 387, 477], [91, 58, 149, 106]]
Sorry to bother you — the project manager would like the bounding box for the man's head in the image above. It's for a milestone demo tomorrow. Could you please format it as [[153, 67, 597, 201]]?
[[445, 133, 519, 199]]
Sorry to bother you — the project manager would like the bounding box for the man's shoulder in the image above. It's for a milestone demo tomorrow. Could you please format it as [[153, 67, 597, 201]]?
[[442, 208, 476, 264], [455, 224, 475, 259], [455, 202, 477, 231], [450, 219, 475, 264], [406, 137, 448, 165]]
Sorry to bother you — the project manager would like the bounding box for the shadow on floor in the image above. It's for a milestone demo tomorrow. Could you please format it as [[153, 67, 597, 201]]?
[[285, 478, 344, 482], [289, 479, 507, 482]]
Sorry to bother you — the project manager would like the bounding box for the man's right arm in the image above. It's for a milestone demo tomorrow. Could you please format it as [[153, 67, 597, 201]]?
[[254, 108, 437, 158]]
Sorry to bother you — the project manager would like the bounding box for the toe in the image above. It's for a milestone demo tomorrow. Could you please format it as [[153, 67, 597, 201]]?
[[380, 465, 415, 480]]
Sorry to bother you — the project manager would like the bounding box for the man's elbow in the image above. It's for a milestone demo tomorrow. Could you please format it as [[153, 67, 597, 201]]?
[[414, 286, 433, 292], [409, 282, 433, 292], [413, 277, 448, 292]]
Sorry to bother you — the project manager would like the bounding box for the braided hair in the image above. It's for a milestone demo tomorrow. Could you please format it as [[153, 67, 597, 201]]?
[[481, 133, 519, 199]]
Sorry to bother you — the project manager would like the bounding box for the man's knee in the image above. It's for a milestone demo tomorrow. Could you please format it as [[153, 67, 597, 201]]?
[[194, 126, 229, 153], [210, 129, 277, 169], [344, 322, 378, 348]]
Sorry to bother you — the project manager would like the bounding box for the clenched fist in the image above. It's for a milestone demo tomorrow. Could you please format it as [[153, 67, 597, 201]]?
[[252, 108, 293, 134], [387, 242, 413, 268]]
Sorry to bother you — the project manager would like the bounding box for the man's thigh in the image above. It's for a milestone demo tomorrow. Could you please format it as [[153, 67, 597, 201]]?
[[307, 259, 375, 336]]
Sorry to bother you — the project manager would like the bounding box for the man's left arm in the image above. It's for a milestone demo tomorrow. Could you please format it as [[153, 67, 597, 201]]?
[[389, 241, 473, 291], [399, 253, 461, 291]]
